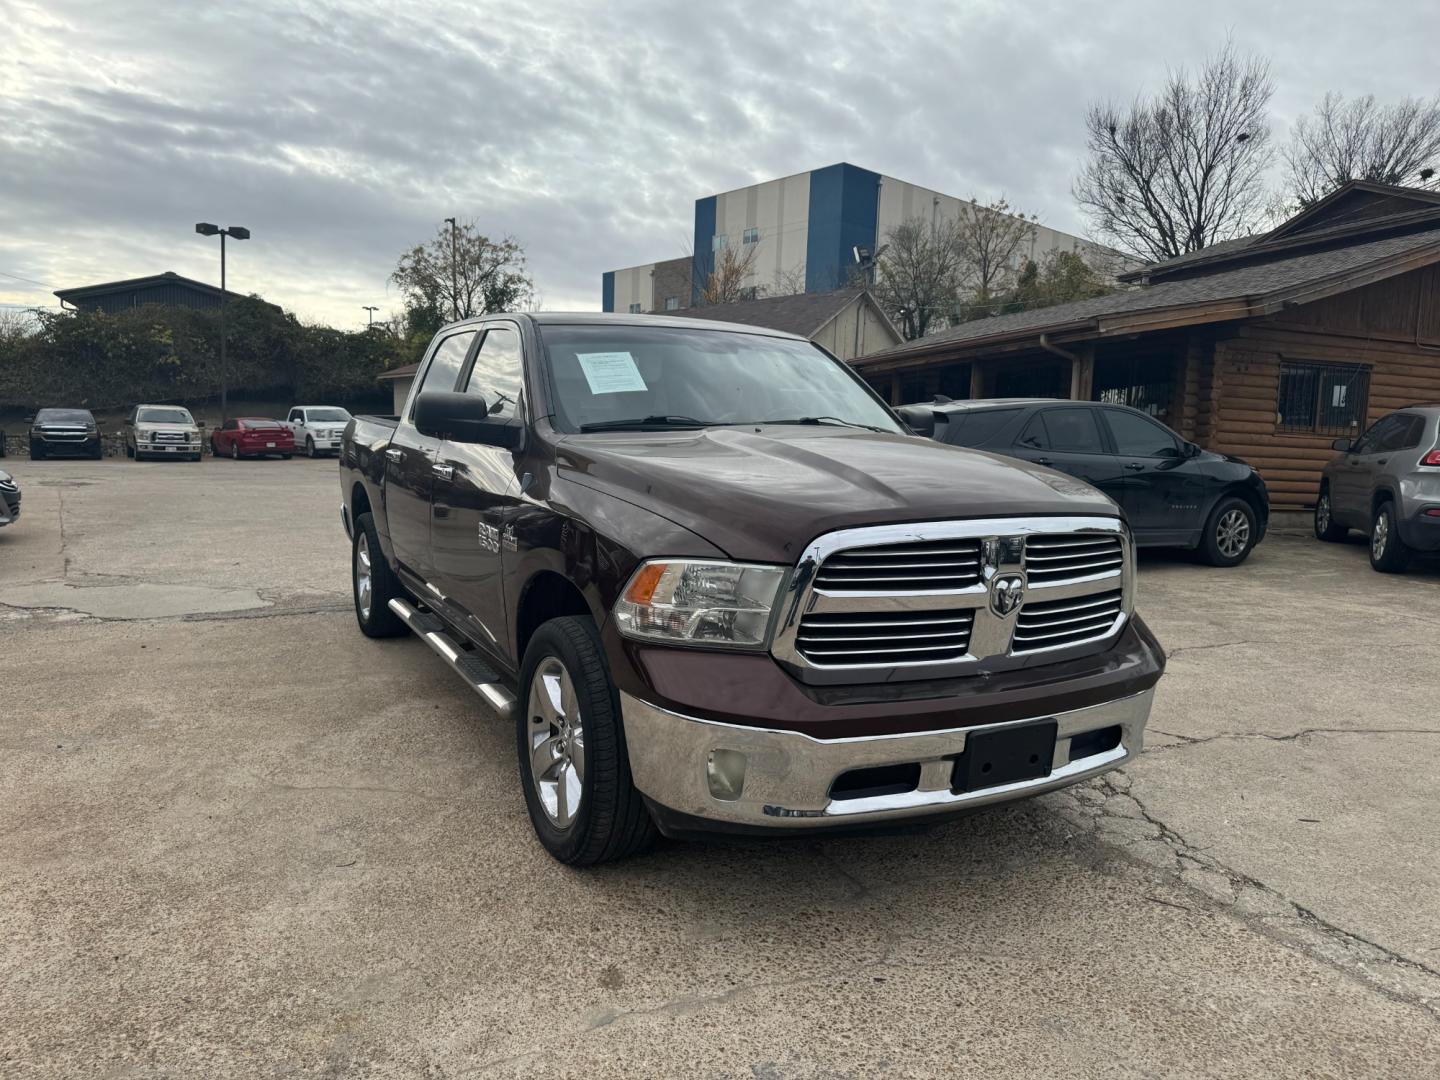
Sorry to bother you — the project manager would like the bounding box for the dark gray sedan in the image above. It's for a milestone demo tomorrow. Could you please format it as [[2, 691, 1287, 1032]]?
[[1315, 405, 1440, 572]]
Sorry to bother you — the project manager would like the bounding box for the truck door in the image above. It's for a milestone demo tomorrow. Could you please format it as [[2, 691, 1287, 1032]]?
[[430, 323, 527, 658], [386, 328, 477, 581]]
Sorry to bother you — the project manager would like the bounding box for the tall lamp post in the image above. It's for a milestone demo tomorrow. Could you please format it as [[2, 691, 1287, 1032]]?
[[195, 222, 249, 422], [362, 305, 379, 327], [443, 216, 459, 321]]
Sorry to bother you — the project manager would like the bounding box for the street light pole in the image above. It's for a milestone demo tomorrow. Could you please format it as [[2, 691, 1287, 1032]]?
[[444, 216, 458, 322], [195, 222, 250, 423], [362, 305, 379, 327]]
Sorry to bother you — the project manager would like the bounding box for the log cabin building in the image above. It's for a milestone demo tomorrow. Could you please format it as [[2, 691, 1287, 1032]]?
[[853, 181, 1440, 510]]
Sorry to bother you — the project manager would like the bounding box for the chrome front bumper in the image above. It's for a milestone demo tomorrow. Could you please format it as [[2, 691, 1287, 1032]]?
[[622, 688, 1152, 829]]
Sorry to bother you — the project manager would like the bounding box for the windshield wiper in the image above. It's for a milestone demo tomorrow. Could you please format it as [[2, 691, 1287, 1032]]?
[[579, 414, 718, 432], [755, 415, 891, 433]]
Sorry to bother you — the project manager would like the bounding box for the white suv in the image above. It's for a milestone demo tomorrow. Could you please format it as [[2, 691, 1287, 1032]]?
[[284, 406, 352, 457]]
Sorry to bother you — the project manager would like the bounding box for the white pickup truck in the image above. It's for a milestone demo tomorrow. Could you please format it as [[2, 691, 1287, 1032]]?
[[283, 406, 353, 457]]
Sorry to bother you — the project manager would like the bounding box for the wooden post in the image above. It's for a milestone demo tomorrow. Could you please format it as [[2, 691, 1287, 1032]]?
[[970, 361, 986, 399], [1069, 347, 1095, 401]]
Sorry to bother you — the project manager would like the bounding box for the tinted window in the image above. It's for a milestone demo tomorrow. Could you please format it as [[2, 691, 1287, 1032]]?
[[36, 409, 93, 422], [413, 331, 477, 414], [1019, 409, 1106, 453], [306, 408, 350, 422], [241, 420, 282, 429], [1354, 414, 1404, 454], [942, 408, 1021, 447], [463, 326, 524, 420], [1105, 409, 1180, 457]]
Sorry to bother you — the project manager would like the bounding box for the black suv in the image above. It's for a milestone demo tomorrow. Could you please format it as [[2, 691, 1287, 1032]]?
[[898, 398, 1269, 566]]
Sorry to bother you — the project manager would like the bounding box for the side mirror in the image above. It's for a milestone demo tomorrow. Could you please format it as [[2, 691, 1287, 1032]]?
[[1331, 437, 1351, 452], [414, 391, 524, 450]]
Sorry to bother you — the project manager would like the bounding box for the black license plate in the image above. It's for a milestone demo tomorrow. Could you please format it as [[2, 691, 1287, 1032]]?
[[952, 721, 1058, 793]]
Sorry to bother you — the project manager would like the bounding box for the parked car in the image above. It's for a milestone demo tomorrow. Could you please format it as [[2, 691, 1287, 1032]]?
[[896, 398, 1269, 567], [284, 405, 353, 457], [210, 418, 295, 460], [124, 404, 202, 460], [0, 469, 20, 527], [29, 408, 102, 460], [1314, 404, 1440, 572], [340, 313, 1165, 865]]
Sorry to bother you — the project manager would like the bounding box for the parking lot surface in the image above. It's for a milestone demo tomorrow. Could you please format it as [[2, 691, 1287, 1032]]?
[[2, 457, 1438, 1078]]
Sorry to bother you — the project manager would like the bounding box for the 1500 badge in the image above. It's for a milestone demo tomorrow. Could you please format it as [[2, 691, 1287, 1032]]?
[[478, 523, 501, 552]]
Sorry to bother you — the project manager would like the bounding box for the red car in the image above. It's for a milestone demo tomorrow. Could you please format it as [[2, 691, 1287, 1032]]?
[[211, 418, 296, 460]]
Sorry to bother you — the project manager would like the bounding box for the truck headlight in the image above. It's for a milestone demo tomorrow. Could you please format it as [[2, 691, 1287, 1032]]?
[[138, 428, 153, 440], [614, 560, 785, 650]]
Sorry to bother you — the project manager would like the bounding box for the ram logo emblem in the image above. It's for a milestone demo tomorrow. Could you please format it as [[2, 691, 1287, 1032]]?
[[990, 574, 1025, 616]]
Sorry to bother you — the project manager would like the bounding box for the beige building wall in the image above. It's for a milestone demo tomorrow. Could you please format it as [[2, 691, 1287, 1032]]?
[[711, 172, 811, 295]]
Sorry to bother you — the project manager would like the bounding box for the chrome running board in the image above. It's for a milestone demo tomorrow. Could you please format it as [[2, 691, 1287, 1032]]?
[[388, 598, 517, 721]]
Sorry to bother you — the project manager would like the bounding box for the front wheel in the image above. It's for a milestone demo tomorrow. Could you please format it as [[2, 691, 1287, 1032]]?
[[230, 442, 239, 460], [352, 512, 409, 637], [306, 436, 316, 458], [1369, 500, 1411, 573], [1198, 496, 1258, 567], [517, 616, 657, 866], [29, 443, 43, 461], [1314, 488, 1348, 542]]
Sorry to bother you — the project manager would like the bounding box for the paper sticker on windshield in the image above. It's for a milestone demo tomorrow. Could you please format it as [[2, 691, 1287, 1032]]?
[[576, 352, 647, 394]]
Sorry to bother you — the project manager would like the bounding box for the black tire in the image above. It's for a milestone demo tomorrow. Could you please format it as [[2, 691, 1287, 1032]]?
[[352, 511, 409, 638], [1369, 500, 1411, 574], [230, 442, 240, 460], [1314, 486, 1348, 542], [125, 442, 135, 459], [29, 443, 43, 461], [189, 454, 202, 462], [517, 616, 657, 866], [306, 436, 316, 458], [281, 453, 292, 460], [1198, 495, 1258, 567]]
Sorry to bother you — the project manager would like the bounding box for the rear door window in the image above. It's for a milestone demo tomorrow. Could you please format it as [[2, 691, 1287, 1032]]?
[[942, 408, 1020, 447], [1019, 408, 1107, 453]]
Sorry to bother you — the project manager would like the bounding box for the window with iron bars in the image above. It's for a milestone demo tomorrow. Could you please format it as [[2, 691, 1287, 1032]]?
[[1276, 360, 1370, 437]]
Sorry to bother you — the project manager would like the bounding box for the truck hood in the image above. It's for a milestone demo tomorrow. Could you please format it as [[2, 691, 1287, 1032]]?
[[139, 422, 198, 433], [556, 426, 1119, 563]]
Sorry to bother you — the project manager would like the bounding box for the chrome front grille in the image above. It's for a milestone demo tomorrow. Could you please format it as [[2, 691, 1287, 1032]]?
[[1012, 591, 1124, 653], [812, 537, 982, 591], [1023, 534, 1124, 584], [154, 431, 188, 444], [796, 609, 975, 666], [40, 427, 89, 442], [772, 517, 1132, 683]]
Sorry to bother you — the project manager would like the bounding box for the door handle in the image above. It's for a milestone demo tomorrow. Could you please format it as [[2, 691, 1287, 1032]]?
[[385, 447, 402, 462], [1125, 462, 1145, 471], [432, 463, 454, 480], [1035, 457, 1052, 466], [1376, 458, 1388, 465]]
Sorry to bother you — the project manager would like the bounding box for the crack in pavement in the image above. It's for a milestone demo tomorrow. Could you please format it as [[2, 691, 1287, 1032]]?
[[1056, 772, 1440, 1023], [1146, 727, 1440, 750]]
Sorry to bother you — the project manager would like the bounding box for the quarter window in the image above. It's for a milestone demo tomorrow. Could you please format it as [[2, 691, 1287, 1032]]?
[[462, 326, 524, 420], [1104, 409, 1180, 457], [1277, 360, 1370, 437]]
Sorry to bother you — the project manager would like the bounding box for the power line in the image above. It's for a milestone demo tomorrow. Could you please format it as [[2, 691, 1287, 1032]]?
[[0, 268, 54, 289]]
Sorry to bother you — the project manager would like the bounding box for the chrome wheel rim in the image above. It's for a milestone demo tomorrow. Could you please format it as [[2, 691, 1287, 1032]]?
[[526, 657, 585, 829], [307, 438, 315, 457], [1216, 508, 1251, 558], [1316, 496, 1331, 534], [1372, 514, 1389, 560], [355, 533, 373, 620], [231, 442, 238, 459]]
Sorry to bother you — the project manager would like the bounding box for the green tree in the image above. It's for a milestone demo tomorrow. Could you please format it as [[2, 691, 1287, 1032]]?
[[992, 249, 1114, 318], [392, 220, 534, 323]]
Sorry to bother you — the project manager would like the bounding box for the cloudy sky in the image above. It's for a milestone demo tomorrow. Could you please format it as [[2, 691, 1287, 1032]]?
[[2, 0, 1436, 327]]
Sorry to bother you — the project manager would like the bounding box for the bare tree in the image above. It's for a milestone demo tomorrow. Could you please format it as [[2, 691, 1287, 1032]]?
[[956, 198, 1037, 312], [698, 243, 762, 306], [391, 219, 533, 323], [872, 217, 971, 340], [1074, 40, 1275, 262], [1284, 92, 1440, 207], [771, 262, 808, 297]]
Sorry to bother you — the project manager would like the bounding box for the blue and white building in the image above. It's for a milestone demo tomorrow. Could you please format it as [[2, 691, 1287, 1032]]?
[[602, 163, 1102, 313]]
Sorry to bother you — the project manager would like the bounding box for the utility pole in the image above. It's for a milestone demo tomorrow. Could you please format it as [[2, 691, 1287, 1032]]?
[[362, 305, 379, 327], [444, 216, 459, 321], [195, 223, 250, 422]]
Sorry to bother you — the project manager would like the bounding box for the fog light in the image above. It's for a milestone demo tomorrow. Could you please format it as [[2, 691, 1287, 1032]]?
[[706, 749, 747, 801]]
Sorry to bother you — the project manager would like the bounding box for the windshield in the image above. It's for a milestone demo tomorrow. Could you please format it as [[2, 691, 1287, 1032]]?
[[138, 407, 193, 425], [305, 408, 351, 423], [36, 409, 93, 423], [241, 419, 282, 429], [537, 325, 904, 434]]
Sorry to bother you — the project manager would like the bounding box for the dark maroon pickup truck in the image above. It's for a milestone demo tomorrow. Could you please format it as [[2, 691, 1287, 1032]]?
[[339, 312, 1165, 864]]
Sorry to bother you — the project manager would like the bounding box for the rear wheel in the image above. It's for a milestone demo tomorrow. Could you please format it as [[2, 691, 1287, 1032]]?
[[1369, 500, 1411, 573], [517, 616, 656, 866], [352, 512, 409, 638], [1198, 496, 1257, 567], [1314, 487, 1347, 542]]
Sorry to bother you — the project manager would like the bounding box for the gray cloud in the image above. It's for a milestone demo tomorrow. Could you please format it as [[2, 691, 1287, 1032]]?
[[2, 0, 1437, 325]]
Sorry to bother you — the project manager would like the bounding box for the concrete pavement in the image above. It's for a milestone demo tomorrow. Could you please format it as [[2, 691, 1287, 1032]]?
[[1, 457, 1437, 1078]]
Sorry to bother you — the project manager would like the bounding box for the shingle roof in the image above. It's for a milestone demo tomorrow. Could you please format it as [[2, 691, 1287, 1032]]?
[[673, 288, 874, 338], [858, 224, 1440, 364]]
